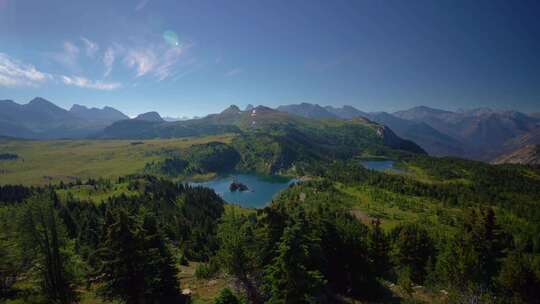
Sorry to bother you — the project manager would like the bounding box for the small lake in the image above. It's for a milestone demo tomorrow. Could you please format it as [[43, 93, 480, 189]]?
[[360, 160, 404, 173], [191, 173, 297, 208]]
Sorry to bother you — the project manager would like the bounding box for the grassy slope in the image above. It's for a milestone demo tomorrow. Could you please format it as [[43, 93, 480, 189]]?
[[0, 135, 235, 185]]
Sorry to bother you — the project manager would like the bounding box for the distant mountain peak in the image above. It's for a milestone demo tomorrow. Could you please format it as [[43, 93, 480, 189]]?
[[134, 111, 164, 122], [70, 104, 88, 111], [407, 105, 452, 114], [221, 105, 241, 114], [28, 97, 52, 104], [277, 103, 337, 119], [26, 97, 61, 109]]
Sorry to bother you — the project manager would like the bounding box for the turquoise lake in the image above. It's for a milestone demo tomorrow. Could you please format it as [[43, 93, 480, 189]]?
[[360, 160, 404, 173], [191, 173, 297, 208]]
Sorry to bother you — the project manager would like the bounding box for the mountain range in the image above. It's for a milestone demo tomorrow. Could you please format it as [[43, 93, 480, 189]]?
[[1, 97, 539, 163], [277, 103, 540, 162], [0, 97, 129, 139]]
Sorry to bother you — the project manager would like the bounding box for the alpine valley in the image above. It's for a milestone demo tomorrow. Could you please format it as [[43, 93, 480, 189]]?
[[1, 97, 540, 304]]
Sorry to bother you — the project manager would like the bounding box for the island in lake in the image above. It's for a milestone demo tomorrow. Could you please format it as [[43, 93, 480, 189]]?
[[229, 180, 249, 192]]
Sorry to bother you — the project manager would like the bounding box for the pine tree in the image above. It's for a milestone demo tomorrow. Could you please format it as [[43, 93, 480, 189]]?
[[264, 213, 326, 304], [369, 218, 390, 278], [17, 192, 78, 303], [97, 208, 183, 304], [390, 223, 435, 284], [214, 288, 241, 304], [498, 251, 540, 304], [217, 210, 261, 303], [97, 209, 146, 304], [140, 212, 182, 303]]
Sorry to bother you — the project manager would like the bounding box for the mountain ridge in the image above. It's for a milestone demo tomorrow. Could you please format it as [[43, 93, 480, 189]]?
[[0, 97, 129, 139], [277, 102, 540, 161], [2, 97, 539, 163], [492, 144, 540, 165]]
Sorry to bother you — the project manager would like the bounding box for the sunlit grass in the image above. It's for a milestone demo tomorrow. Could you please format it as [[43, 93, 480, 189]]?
[[0, 135, 235, 185]]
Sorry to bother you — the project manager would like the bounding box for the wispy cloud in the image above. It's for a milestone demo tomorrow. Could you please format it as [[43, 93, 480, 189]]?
[[80, 37, 99, 58], [155, 47, 185, 80], [135, 0, 150, 11], [124, 44, 189, 80], [124, 48, 158, 77], [0, 53, 120, 90], [103, 47, 116, 77], [225, 68, 243, 77], [51, 41, 80, 69], [60, 75, 121, 90], [0, 53, 52, 87]]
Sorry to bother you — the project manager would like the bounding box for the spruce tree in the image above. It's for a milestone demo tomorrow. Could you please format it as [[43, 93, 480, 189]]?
[[217, 210, 261, 303], [97, 208, 183, 304], [368, 218, 390, 278], [17, 192, 78, 303], [141, 212, 182, 303], [97, 209, 146, 304], [264, 213, 326, 304]]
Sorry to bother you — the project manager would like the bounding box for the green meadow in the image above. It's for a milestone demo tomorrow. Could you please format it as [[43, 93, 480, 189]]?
[[0, 135, 235, 185]]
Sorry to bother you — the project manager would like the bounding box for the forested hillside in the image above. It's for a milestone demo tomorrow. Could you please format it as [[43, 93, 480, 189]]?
[[2, 150, 540, 303]]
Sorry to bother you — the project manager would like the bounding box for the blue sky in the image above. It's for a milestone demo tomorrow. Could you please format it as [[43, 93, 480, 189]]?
[[1, 0, 539, 117]]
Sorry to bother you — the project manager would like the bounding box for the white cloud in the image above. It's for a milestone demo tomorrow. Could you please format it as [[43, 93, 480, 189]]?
[[124, 45, 187, 80], [103, 47, 115, 77], [155, 47, 185, 80], [225, 68, 243, 77], [0, 53, 121, 90], [80, 37, 99, 58], [61, 75, 121, 90], [63, 41, 79, 57], [52, 41, 80, 68], [0, 53, 51, 87], [124, 48, 158, 77], [135, 0, 150, 11]]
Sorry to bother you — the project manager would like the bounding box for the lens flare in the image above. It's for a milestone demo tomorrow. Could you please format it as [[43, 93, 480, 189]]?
[[163, 30, 180, 47]]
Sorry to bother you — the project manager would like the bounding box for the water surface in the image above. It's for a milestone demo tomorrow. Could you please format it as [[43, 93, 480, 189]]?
[[360, 160, 404, 173], [191, 173, 297, 208]]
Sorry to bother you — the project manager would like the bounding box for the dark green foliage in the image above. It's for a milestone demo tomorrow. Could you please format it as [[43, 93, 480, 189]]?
[[214, 181, 387, 302], [369, 219, 391, 278], [389, 223, 435, 284], [17, 192, 79, 303], [96, 208, 183, 304], [140, 212, 182, 303], [183, 142, 240, 174], [152, 157, 189, 176], [214, 288, 242, 304], [102, 176, 225, 260], [319, 158, 540, 255], [2, 132, 540, 304], [318, 209, 377, 298], [217, 211, 262, 303], [498, 251, 540, 304], [435, 208, 505, 290], [264, 212, 326, 304], [145, 142, 240, 176], [0, 153, 18, 160], [0, 206, 23, 298], [232, 131, 307, 174], [0, 185, 32, 204], [101, 118, 240, 139], [97, 209, 147, 303]]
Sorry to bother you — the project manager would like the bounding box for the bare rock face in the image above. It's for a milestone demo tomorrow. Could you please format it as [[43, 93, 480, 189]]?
[[134, 111, 164, 122], [377, 125, 427, 155], [492, 144, 540, 165]]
